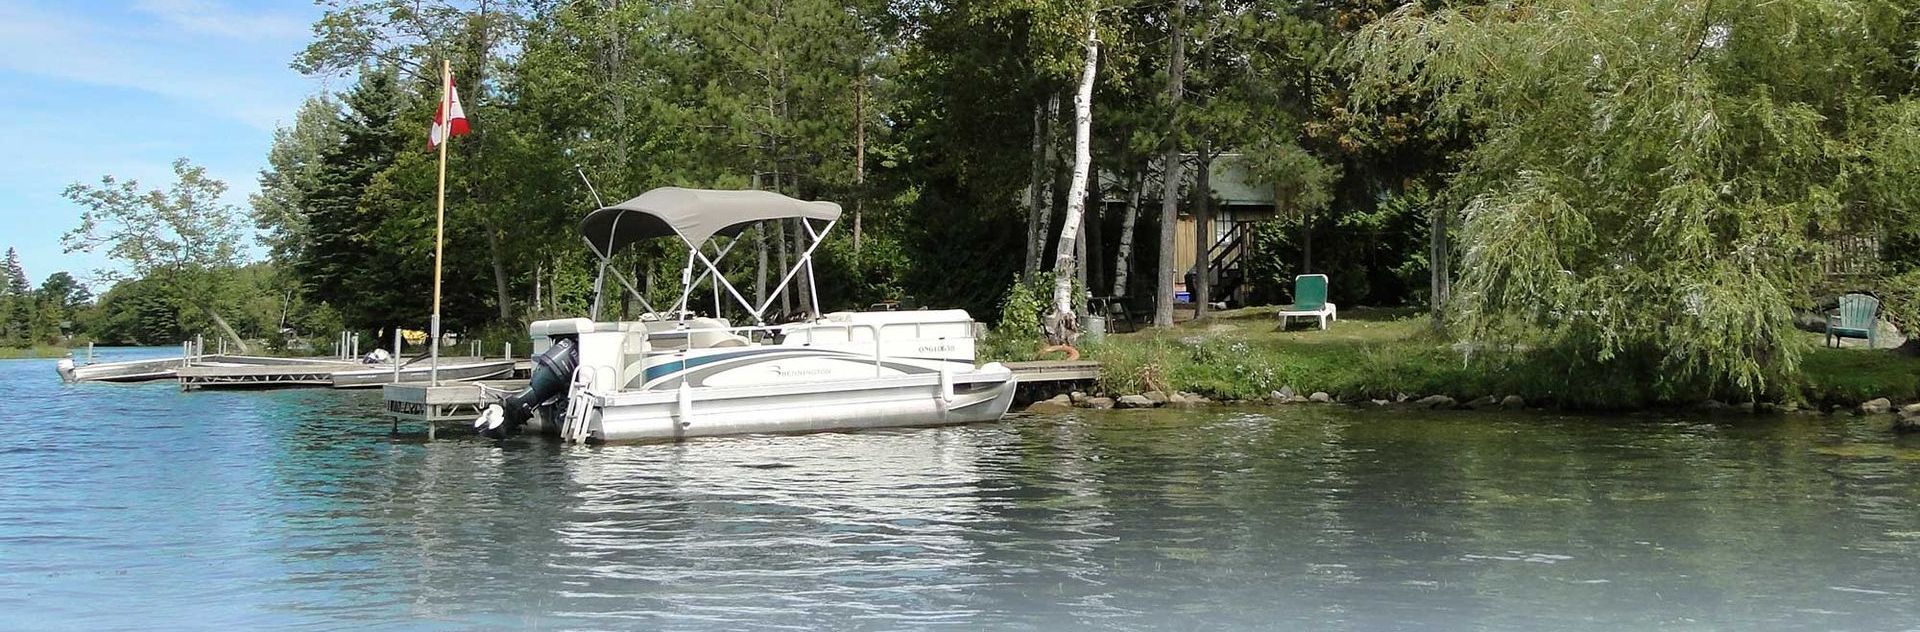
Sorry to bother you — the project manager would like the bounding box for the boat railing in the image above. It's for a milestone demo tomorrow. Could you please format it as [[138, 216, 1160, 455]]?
[[636, 315, 977, 377]]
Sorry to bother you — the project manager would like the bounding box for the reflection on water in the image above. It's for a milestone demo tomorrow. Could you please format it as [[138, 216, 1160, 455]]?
[[2, 354, 1918, 630]]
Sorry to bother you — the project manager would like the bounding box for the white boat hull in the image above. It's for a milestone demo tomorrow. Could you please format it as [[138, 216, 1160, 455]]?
[[541, 368, 1016, 443]]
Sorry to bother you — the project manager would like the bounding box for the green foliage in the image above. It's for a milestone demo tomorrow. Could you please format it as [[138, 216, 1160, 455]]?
[[979, 272, 1088, 361], [88, 277, 187, 345], [293, 68, 422, 332], [1349, 0, 1920, 401], [1091, 309, 1920, 409], [253, 96, 342, 264], [0, 248, 30, 345], [60, 158, 255, 348]]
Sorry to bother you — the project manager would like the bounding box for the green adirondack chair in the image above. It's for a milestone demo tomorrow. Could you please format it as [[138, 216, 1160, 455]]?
[[1826, 293, 1881, 348], [1276, 274, 1337, 330]]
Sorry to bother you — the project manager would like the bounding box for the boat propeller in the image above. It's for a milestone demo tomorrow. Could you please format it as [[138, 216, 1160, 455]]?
[[473, 404, 508, 438]]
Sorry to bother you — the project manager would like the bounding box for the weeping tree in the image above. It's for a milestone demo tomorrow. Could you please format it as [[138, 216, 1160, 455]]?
[[1350, 0, 1919, 401]]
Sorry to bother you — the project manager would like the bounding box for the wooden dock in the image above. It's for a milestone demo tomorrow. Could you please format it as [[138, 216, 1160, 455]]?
[[380, 360, 1103, 438], [1004, 360, 1102, 404], [1003, 360, 1101, 383]]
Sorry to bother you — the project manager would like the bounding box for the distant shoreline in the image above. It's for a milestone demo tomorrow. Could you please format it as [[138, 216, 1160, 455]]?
[[0, 345, 75, 360]]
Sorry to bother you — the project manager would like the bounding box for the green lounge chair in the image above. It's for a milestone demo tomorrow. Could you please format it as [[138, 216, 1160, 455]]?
[[1827, 293, 1880, 348], [1276, 274, 1337, 330]]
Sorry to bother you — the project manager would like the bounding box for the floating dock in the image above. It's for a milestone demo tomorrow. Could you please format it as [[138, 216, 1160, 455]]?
[[176, 357, 524, 391], [62, 352, 526, 391], [177, 362, 359, 389], [381, 360, 1103, 439], [62, 354, 360, 384]]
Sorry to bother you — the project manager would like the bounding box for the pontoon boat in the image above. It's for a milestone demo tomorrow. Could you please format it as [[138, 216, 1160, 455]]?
[[474, 187, 1017, 443]]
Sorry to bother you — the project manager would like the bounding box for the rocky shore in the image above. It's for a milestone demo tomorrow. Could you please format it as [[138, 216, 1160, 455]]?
[[1024, 387, 1920, 433]]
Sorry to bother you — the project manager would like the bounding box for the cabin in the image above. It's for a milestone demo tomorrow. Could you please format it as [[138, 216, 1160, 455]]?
[[1100, 153, 1282, 307]]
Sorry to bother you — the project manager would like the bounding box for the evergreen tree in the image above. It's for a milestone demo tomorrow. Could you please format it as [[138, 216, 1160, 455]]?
[[1, 248, 29, 345], [253, 96, 344, 264], [298, 67, 416, 331], [2, 248, 26, 296]]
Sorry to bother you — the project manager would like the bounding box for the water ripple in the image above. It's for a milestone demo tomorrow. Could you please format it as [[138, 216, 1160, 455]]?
[[2, 356, 1918, 629]]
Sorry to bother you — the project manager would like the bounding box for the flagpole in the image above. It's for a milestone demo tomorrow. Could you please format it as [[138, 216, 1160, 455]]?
[[430, 58, 450, 386]]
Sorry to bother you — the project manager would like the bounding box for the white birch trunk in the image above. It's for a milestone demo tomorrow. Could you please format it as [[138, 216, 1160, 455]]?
[[1046, 22, 1099, 345]]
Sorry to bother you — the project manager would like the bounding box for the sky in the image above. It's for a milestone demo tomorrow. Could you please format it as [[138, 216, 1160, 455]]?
[[0, 0, 335, 288]]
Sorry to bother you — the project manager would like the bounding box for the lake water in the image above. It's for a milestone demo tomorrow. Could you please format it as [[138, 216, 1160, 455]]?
[[3, 349, 1918, 630]]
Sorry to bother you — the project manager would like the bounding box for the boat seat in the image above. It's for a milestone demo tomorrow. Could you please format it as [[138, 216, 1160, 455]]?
[[685, 317, 749, 348]]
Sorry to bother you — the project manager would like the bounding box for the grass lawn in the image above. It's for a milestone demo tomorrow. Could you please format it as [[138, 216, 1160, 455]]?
[[1038, 305, 1920, 409]]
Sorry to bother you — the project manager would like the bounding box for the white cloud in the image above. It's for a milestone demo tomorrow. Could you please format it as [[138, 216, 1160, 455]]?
[[0, 0, 317, 130], [131, 0, 308, 41]]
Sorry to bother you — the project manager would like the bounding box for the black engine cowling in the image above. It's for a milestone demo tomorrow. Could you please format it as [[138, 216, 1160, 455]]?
[[476, 337, 578, 439]]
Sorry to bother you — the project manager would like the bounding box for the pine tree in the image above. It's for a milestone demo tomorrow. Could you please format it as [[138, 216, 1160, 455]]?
[[0, 248, 27, 345], [2, 248, 26, 296], [298, 67, 414, 329], [253, 96, 343, 265]]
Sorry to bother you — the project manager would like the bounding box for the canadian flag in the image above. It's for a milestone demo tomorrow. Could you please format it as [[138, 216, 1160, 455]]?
[[428, 71, 470, 148]]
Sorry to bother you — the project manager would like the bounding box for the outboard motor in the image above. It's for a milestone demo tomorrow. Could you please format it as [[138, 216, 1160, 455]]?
[[475, 337, 579, 439]]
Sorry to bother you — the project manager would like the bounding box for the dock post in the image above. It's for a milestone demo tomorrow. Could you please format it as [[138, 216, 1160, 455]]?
[[393, 329, 402, 384], [181, 340, 190, 368], [195, 334, 204, 360], [504, 342, 511, 360], [86, 342, 94, 365]]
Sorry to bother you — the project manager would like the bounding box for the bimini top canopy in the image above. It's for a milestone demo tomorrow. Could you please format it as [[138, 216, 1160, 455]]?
[[580, 187, 842, 255]]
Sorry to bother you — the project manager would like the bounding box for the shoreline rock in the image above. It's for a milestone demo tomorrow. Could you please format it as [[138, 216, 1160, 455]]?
[[1025, 398, 1073, 414], [1860, 397, 1892, 415], [1039, 387, 1912, 433], [1897, 404, 1920, 432]]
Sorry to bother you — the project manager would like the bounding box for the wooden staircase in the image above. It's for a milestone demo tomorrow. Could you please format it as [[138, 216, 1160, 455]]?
[[1187, 222, 1250, 307]]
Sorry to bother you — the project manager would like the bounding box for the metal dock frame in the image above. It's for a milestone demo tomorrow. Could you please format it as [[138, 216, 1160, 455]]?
[[383, 380, 528, 439]]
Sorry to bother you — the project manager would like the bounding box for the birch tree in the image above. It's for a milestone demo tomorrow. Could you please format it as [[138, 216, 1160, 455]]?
[[1045, 16, 1100, 345]]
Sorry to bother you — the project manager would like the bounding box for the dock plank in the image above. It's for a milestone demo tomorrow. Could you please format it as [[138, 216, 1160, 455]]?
[[1005, 360, 1102, 382]]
